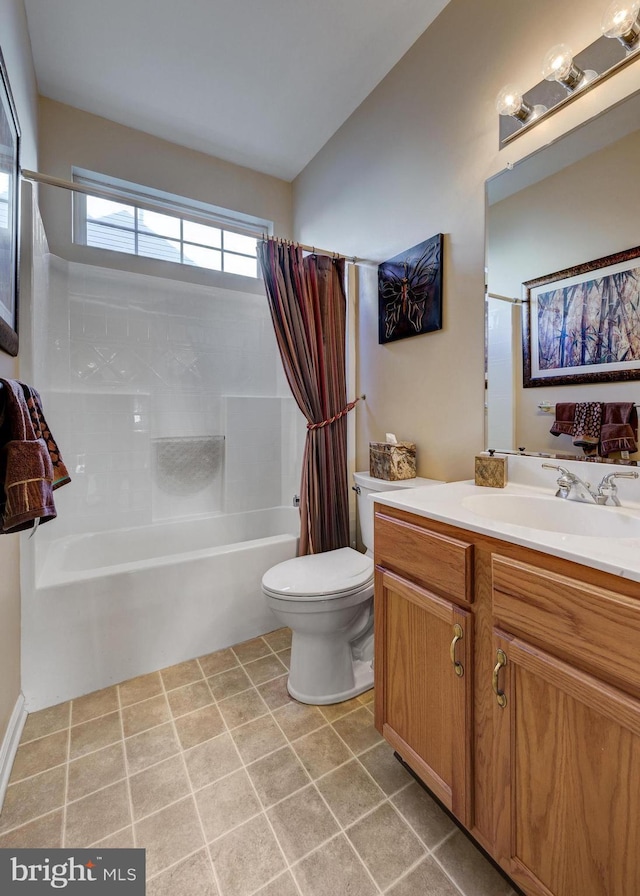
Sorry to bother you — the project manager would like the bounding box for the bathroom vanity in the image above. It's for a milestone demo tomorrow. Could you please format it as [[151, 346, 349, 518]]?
[[373, 469, 640, 896]]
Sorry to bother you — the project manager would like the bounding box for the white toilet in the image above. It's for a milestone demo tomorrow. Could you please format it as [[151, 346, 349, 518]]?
[[262, 471, 441, 704]]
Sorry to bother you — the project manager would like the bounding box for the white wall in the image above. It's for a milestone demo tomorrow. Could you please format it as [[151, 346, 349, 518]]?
[[292, 0, 640, 482], [488, 128, 640, 456], [0, 0, 38, 765]]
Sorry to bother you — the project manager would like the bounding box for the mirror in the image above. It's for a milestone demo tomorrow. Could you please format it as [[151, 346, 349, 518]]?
[[486, 89, 640, 462]]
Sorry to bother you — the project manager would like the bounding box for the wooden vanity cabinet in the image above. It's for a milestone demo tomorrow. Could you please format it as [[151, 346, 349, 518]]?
[[374, 503, 640, 896]]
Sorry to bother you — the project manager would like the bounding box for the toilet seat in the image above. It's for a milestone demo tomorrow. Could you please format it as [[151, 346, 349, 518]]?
[[261, 546, 373, 601]]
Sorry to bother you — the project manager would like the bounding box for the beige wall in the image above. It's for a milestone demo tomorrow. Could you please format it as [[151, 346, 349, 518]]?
[[37, 98, 293, 285], [0, 0, 39, 745], [488, 127, 640, 456], [293, 0, 640, 482]]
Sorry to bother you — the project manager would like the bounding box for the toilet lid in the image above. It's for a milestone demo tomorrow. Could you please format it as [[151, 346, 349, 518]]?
[[262, 547, 373, 600]]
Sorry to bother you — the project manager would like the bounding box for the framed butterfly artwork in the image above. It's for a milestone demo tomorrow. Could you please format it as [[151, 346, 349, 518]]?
[[378, 233, 443, 344]]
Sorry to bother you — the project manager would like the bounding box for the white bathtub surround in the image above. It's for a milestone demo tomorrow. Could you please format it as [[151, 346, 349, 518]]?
[[23, 507, 299, 712], [0, 694, 27, 813]]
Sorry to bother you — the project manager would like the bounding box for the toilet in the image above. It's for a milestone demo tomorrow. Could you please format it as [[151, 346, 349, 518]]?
[[262, 471, 442, 704]]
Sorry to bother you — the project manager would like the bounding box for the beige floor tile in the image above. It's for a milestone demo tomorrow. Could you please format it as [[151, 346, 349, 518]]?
[[71, 686, 119, 725], [0, 809, 64, 848], [65, 780, 131, 847], [292, 834, 377, 896], [434, 829, 514, 896], [254, 871, 299, 896], [272, 701, 325, 741], [135, 796, 205, 878], [198, 648, 239, 678], [315, 759, 385, 827], [183, 733, 242, 790], [292, 725, 353, 779], [207, 666, 252, 701], [346, 802, 426, 890], [387, 855, 463, 896], [10, 729, 69, 782], [262, 628, 292, 653], [195, 769, 261, 842], [21, 702, 71, 743], [129, 754, 191, 820], [119, 672, 163, 707], [174, 704, 225, 750], [358, 688, 375, 705], [276, 648, 291, 669], [266, 784, 339, 863], [0, 766, 66, 834], [247, 746, 310, 808], [69, 711, 122, 760], [122, 694, 171, 737], [244, 654, 288, 686], [160, 659, 203, 691], [232, 636, 272, 664], [209, 813, 286, 896], [318, 696, 364, 723], [332, 706, 383, 754], [167, 680, 214, 718], [257, 675, 293, 710], [392, 781, 456, 848], [217, 688, 269, 729], [147, 849, 219, 896], [125, 722, 180, 775], [91, 826, 135, 848], [231, 715, 286, 765], [358, 742, 413, 795], [67, 742, 127, 802]]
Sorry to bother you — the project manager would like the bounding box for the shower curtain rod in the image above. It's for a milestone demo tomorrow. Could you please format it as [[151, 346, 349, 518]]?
[[486, 291, 528, 305], [20, 169, 377, 266]]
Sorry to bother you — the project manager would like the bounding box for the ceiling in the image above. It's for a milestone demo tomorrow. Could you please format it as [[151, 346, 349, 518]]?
[[23, 0, 451, 182]]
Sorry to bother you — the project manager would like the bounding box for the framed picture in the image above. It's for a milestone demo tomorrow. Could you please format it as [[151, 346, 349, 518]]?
[[378, 233, 443, 344], [0, 47, 20, 357], [523, 245, 640, 388]]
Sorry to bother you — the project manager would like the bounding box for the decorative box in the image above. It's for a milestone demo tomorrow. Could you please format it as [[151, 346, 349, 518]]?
[[474, 452, 508, 488], [369, 440, 416, 481]]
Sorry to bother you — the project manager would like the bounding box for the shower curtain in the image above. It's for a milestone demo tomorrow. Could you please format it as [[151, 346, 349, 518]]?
[[258, 241, 353, 556]]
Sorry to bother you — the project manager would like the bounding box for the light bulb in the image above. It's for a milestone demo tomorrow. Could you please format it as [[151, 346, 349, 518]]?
[[496, 85, 527, 117], [541, 43, 597, 91], [601, 1, 640, 48]]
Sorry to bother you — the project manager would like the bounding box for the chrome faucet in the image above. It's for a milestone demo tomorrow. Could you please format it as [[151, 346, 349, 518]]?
[[542, 463, 639, 506]]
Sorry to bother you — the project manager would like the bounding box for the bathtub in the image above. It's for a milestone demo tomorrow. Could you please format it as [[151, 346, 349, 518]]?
[[22, 507, 299, 711]]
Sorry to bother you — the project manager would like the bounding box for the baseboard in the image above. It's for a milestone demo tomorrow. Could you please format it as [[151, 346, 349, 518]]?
[[0, 693, 27, 812]]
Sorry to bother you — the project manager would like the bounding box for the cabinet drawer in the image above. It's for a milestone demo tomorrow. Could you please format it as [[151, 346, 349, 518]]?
[[492, 554, 640, 695], [374, 510, 473, 604]]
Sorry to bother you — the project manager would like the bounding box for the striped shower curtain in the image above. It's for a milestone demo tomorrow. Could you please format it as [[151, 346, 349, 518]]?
[[257, 240, 352, 556]]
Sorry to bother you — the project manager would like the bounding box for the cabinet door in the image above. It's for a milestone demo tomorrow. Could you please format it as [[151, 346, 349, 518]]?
[[493, 630, 640, 896], [375, 567, 473, 826]]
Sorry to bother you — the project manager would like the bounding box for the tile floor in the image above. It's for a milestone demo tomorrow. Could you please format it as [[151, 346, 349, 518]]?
[[0, 628, 518, 896]]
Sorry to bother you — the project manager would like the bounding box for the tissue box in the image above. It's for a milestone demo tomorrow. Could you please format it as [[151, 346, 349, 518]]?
[[474, 454, 507, 488], [369, 441, 416, 481]]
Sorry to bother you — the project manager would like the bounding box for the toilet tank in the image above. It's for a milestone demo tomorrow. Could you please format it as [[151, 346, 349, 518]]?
[[353, 471, 443, 554]]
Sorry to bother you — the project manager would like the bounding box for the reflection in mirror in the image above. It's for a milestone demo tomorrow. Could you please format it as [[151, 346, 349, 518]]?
[[486, 89, 640, 463]]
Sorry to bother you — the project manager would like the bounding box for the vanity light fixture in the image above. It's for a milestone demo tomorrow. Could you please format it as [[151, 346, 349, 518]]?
[[541, 43, 598, 92], [495, 84, 547, 125], [601, 1, 640, 50]]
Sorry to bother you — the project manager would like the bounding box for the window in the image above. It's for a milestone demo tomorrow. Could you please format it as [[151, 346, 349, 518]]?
[[72, 170, 272, 279]]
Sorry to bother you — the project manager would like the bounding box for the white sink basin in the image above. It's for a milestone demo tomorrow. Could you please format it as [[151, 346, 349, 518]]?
[[461, 492, 640, 538]]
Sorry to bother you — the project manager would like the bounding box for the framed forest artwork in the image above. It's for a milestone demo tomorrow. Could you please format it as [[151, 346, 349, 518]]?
[[0, 46, 20, 357], [523, 245, 640, 387], [378, 233, 443, 344]]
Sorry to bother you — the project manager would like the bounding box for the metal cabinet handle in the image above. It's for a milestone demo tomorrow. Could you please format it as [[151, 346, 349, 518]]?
[[450, 623, 464, 677], [492, 649, 507, 708]]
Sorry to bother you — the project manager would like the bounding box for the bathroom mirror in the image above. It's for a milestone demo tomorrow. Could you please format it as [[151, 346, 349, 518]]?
[[485, 88, 640, 461]]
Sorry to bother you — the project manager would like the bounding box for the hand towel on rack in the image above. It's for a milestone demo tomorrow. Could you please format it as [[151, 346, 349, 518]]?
[[0, 379, 69, 533], [550, 403, 576, 437], [21, 383, 70, 489], [572, 401, 604, 452], [600, 402, 638, 456]]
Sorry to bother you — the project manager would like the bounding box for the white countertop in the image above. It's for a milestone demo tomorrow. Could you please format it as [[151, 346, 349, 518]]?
[[373, 477, 640, 584]]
